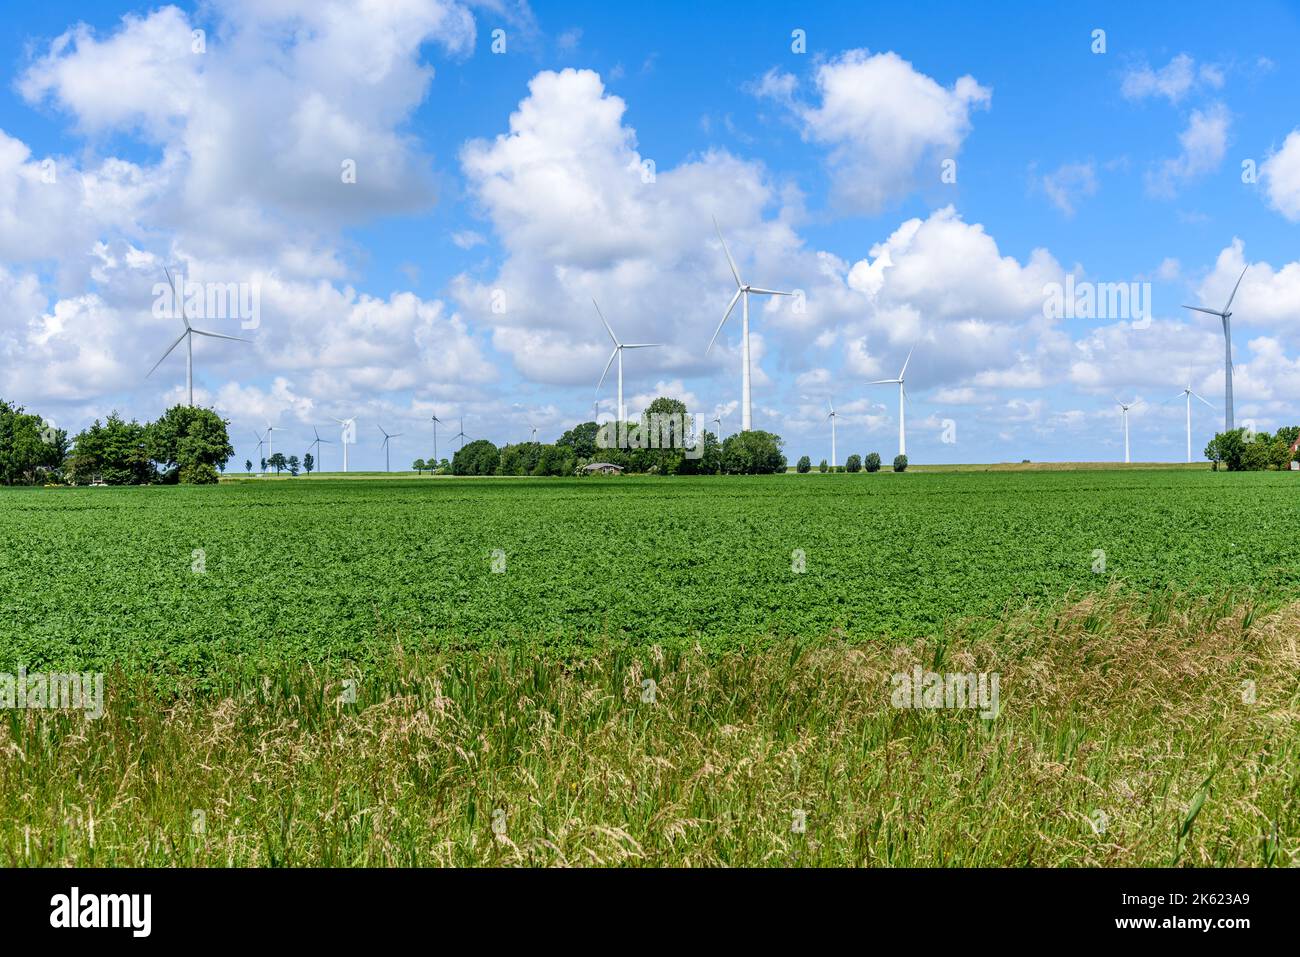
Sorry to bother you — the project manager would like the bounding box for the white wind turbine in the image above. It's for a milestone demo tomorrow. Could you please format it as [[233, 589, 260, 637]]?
[[1170, 383, 1214, 464], [148, 267, 249, 406], [1115, 398, 1136, 463], [455, 418, 468, 450], [594, 299, 662, 423], [430, 414, 441, 466], [307, 426, 332, 473], [1183, 264, 1248, 432], [529, 425, 538, 443], [707, 218, 791, 432], [712, 413, 724, 439], [252, 430, 266, 474], [264, 423, 279, 470], [869, 346, 915, 458], [377, 425, 402, 473], [333, 417, 356, 472], [827, 399, 839, 468]]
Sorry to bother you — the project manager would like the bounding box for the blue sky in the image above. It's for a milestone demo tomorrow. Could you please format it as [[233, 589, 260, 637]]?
[[1, 0, 1298, 469]]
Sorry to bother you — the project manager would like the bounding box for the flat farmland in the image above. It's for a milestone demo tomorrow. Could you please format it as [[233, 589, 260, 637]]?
[[2, 470, 1298, 679]]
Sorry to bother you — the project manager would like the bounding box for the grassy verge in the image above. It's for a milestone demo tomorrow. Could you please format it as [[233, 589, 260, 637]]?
[[2, 588, 1296, 867]]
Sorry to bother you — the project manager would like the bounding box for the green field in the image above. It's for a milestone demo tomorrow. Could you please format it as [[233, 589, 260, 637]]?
[[1, 469, 1298, 679], [4, 470, 1299, 866]]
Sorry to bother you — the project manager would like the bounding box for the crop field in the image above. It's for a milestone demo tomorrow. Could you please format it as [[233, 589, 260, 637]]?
[[1, 469, 1298, 679], [2, 470, 1298, 867]]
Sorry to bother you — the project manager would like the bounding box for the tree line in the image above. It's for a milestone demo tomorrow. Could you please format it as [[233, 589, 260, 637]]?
[[446, 397, 787, 476], [0, 399, 233, 485]]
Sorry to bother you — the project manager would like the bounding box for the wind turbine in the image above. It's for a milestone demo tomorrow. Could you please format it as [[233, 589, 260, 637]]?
[[712, 413, 724, 439], [307, 426, 333, 472], [869, 346, 915, 458], [264, 423, 279, 469], [1170, 383, 1214, 464], [827, 400, 839, 468], [333, 417, 355, 472], [1116, 398, 1135, 464], [594, 299, 662, 423], [148, 267, 249, 406], [529, 425, 538, 443], [1183, 264, 1248, 432], [455, 418, 468, 451], [377, 425, 402, 473], [252, 430, 266, 474], [430, 414, 441, 465], [707, 218, 791, 432]]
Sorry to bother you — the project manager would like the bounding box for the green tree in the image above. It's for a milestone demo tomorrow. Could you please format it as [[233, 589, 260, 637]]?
[[303, 453, 314, 475], [453, 439, 500, 476], [865, 452, 881, 473], [845, 454, 862, 473], [1205, 430, 1247, 471], [287, 455, 300, 476], [720, 430, 786, 475], [534, 444, 576, 476], [818, 459, 828, 473], [268, 452, 287, 474], [245, 459, 253, 474], [67, 414, 153, 485], [557, 422, 600, 458], [893, 454, 909, 472], [498, 442, 543, 476], [0, 399, 66, 484], [412, 458, 427, 475], [145, 405, 234, 483], [796, 455, 811, 474]]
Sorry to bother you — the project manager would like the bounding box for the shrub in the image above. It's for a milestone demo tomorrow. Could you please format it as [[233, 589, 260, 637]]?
[[893, 454, 908, 472], [179, 462, 219, 485], [845, 454, 862, 473], [796, 455, 811, 474], [818, 459, 828, 473], [865, 452, 882, 473]]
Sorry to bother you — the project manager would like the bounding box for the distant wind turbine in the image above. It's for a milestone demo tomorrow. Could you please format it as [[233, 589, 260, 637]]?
[[377, 425, 402, 473], [1170, 383, 1214, 464], [827, 399, 839, 468], [333, 417, 355, 472], [430, 414, 441, 465], [594, 299, 662, 423], [712, 413, 723, 439], [307, 426, 333, 472], [264, 423, 279, 468], [1116, 398, 1135, 463], [252, 430, 266, 474], [148, 267, 249, 406], [707, 218, 790, 432], [869, 346, 915, 458], [529, 425, 538, 443], [1183, 264, 1248, 432], [455, 418, 468, 450]]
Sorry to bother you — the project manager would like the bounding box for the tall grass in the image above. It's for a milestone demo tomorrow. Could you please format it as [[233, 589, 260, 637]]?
[[2, 588, 1296, 866]]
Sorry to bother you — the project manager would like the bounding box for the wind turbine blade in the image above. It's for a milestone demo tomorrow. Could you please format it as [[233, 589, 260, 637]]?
[[1223, 264, 1248, 314], [621, 343, 663, 349], [706, 288, 743, 354], [190, 328, 250, 343], [596, 348, 618, 393], [164, 266, 190, 329], [147, 329, 189, 377], [1192, 391, 1215, 409], [867, 378, 899, 385], [713, 216, 742, 288], [592, 299, 620, 347], [1181, 305, 1224, 318], [746, 288, 790, 297], [899, 344, 916, 379]]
